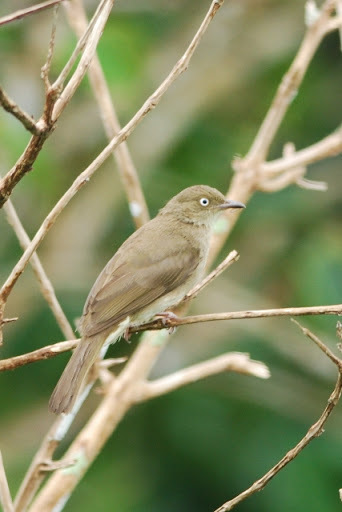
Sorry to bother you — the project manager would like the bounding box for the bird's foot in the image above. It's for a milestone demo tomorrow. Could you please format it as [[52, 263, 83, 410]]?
[[123, 327, 132, 343], [155, 311, 179, 334]]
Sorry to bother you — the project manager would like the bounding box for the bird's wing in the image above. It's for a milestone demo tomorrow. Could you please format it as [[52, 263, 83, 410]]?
[[81, 245, 200, 337]]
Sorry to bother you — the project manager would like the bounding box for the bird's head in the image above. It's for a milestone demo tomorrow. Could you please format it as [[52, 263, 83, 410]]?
[[159, 185, 245, 226]]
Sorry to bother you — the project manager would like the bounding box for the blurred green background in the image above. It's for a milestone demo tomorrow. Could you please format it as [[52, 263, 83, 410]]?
[[1, 0, 342, 510]]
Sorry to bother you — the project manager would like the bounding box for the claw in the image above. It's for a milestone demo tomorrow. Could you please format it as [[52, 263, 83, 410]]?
[[123, 327, 132, 343], [155, 311, 179, 334]]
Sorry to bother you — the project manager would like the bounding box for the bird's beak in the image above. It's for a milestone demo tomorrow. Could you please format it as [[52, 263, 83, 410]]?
[[219, 199, 246, 210]]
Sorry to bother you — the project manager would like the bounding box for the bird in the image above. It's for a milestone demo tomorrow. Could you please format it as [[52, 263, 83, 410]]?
[[49, 185, 245, 414]]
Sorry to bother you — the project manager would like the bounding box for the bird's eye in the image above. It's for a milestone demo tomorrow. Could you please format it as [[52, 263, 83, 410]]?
[[200, 197, 209, 207]]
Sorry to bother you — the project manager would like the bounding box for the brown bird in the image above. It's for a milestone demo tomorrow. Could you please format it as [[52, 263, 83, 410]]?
[[49, 185, 245, 414]]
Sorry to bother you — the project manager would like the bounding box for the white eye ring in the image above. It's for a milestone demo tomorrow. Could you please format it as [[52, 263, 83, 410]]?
[[200, 197, 209, 207]]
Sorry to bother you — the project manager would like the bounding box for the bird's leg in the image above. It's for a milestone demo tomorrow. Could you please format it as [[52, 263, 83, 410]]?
[[154, 311, 179, 334]]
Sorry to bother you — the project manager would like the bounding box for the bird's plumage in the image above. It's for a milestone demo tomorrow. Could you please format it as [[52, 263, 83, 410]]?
[[49, 185, 245, 414]]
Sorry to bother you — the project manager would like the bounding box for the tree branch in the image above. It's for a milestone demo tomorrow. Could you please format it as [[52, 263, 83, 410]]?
[[133, 303, 342, 332], [3, 199, 75, 340], [0, 0, 65, 27], [214, 323, 342, 511], [136, 353, 270, 402]]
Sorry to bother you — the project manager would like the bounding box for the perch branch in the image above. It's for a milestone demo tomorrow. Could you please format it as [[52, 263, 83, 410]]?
[[2, 303, 342, 371], [136, 353, 270, 402], [261, 126, 342, 176], [0, 0, 113, 208], [52, 0, 116, 120], [182, 250, 239, 303], [214, 323, 342, 511], [52, 0, 109, 91]]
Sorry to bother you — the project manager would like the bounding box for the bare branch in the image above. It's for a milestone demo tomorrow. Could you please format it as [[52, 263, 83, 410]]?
[[52, 0, 116, 120], [64, 0, 150, 227], [41, 4, 60, 90], [4, 199, 75, 339], [0, 87, 39, 134], [292, 319, 342, 368], [136, 353, 270, 402], [0, 340, 78, 372], [0, 451, 14, 512], [261, 126, 342, 177], [215, 323, 342, 511], [182, 250, 239, 303], [0, 0, 65, 27], [132, 303, 342, 333], [208, 0, 342, 264]]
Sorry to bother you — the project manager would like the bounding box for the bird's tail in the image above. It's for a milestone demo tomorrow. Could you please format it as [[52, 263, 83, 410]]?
[[49, 333, 105, 414]]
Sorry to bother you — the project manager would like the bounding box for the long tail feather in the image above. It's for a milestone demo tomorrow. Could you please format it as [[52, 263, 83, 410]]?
[[49, 334, 104, 414]]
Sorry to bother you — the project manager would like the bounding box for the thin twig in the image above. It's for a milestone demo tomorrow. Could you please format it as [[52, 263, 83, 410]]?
[[133, 303, 342, 332], [0, 340, 78, 372], [136, 353, 270, 402], [0, 0, 65, 27], [0, 87, 39, 134], [0, 451, 14, 512], [4, 199, 75, 340], [182, 250, 239, 303], [22, 4, 225, 511], [41, 4, 60, 90], [52, 0, 115, 120], [261, 126, 342, 177], [292, 319, 342, 368], [240, 0, 336, 165]]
